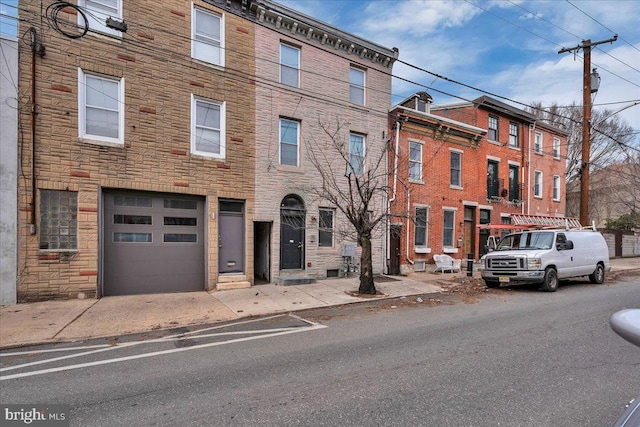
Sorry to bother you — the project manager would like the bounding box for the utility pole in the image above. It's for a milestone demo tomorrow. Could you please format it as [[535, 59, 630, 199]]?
[[558, 35, 617, 226]]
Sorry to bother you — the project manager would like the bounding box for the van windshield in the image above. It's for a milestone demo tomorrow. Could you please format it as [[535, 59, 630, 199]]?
[[495, 232, 554, 251]]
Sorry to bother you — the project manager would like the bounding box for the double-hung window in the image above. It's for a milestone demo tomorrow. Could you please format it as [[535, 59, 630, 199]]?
[[553, 138, 561, 159], [79, 69, 124, 144], [509, 122, 519, 148], [79, 0, 122, 36], [534, 131, 543, 153], [450, 150, 462, 187], [279, 118, 299, 166], [318, 208, 334, 247], [443, 210, 455, 247], [192, 96, 226, 158], [488, 115, 498, 142], [192, 6, 224, 66], [534, 170, 543, 198], [349, 133, 365, 175], [349, 67, 365, 105], [409, 141, 422, 181], [487, 160, 499, 198], [415, 207, 428, 247], [553, 175, 561, 201], [280, 43, 300, 87]]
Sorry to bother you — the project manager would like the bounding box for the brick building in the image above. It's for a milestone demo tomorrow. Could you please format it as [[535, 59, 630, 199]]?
[[250, 1, 398, 282], [390, 94, 568, 274], [17, 0, 256, 300]]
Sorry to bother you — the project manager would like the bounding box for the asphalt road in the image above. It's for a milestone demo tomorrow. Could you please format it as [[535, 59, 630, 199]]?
[[2, 276, 639, 427]]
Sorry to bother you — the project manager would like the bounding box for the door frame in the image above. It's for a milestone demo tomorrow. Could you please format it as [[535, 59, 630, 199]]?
[[279, 194, 305, 270], [218, 199, 245, 274]]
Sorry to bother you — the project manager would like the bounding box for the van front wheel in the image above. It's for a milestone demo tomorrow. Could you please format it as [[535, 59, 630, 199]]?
[[541, 267, 558, 292], [589, 263, 605, 284]]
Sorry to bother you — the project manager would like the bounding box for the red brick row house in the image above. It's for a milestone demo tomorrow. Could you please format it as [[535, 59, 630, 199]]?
[[388, 93, 568, 274]]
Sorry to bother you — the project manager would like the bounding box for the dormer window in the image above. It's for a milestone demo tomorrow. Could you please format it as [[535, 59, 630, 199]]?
[[416, 99, 427, 113]]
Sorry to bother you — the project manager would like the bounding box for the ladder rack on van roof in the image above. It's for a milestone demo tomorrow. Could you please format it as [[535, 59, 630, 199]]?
[[510, 214, 589, 230]]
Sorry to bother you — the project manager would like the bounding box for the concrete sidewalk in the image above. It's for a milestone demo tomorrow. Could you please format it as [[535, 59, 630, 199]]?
[[2, 257, 639, 349]]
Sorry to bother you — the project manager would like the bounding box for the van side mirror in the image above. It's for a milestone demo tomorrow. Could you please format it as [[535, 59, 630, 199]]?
[[557, 240, 574, 251], [484, 245, 492, 253]]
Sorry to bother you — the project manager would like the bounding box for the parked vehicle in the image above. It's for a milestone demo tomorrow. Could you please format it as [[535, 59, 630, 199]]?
[[610, 309, 640, 427], [480, 228, 610, 291]]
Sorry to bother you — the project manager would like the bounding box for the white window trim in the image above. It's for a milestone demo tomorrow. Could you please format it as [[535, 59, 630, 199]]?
[[191, 95, 226, 159], [414, 205, 429, 251], [534, 131, 543, 154], [279, 118, 300, 167], [449, 149, 462, 189], [509, 122, 519, 148], [553, 138, 561, 159], [191, 4, 225, 67], [280, 43, 300, 88], [349, 132, 366, 175], [486, 155, 501, 162], [534, 170, 543, 199], [409, 140, 423, 182], [488, 115, 499, 142], [78, 68, 125, 145], [78, 0, 123, 37], [553, 175, 561, 201], [349, 66, 366, 106], [442, 208, 456, 249]]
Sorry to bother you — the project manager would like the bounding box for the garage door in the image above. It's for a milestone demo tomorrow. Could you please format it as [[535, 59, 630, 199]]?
[[103, 191, 205, 295]]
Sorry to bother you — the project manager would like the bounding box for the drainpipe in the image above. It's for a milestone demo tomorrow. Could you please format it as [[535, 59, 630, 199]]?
[[405, 188, 414, 267], [386, 115, 404, 270], [29, 28, 38, 234], [526, 121, 536, 215]]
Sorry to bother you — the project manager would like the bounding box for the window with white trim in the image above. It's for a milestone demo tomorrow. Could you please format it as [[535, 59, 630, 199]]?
[[349, 133, 365, 175], [450, 150, 461, 187], [349, 67, 365, 105], [534, 131, 543, 153], [415, 207, 428, 247], [534, 170, 543, 198], [509, 122, 519, 148], [192, 6, 224, 66], [79, 0, 122, 36], [318, 208, 334, 247], [78, 69, 124, 144], [488, 115, 498, 141], [553, 175, 561, 201], [191, 96, 226, 158], [553, 138, 561, 159], [443, 210, 455, 247], [409, 141, 422, 181], [279, 118, 299, 166], [280, 43, 300, 87]]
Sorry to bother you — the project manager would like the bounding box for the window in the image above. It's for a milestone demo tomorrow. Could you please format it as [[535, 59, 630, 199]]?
[[279, 118, 299, 166], [553, 138, 561, 159], [487, 160, 499, 198], [319, 209, 334, 247], [416, 99, 427, 113], [488, 115, 498, 141], [415, 207, 428, 247], [39, 190, 78, 250], [509, 122, 519, 148], [349, 67, 365, 105], [349, 133, 365, 175], [78, 69, 124, 144], [509, 164, 519, 201], [553, 175, 561, 201], [443, 210, 455, 247], [450, 151, 461, 187], [79, 0, 122, 36], [280, 43, 300, 87], [534, 170, 543, 198], [409, 141, 422, 181], [534, 131, 543, 153], [192, 6, 224, 66], [192, 96, 226, 158]]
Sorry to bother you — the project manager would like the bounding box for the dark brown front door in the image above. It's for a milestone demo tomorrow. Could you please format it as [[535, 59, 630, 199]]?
[[389, 225, 401, 275]]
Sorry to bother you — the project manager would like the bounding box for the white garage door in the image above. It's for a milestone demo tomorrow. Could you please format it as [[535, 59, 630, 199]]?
[[103, 191, 205, 295]]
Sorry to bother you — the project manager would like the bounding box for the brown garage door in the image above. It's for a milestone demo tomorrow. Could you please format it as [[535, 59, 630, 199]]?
[[103, 191, 205, 295]]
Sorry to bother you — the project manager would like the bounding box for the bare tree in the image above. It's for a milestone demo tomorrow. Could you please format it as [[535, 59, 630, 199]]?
[[304, 119, 391, 295]]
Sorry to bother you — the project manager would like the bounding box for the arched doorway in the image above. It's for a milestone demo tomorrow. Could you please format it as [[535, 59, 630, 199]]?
[[280, 194, 305, 270]]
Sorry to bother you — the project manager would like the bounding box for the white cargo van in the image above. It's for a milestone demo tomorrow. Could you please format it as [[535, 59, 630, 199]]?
[[481, 228, 611, 292]]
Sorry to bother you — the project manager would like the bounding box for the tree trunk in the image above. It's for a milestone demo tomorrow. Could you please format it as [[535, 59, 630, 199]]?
[[357, 234, 376, 294]]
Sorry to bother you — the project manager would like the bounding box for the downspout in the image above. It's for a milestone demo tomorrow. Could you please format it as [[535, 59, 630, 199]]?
[[29, 28, 38, 234], [526, 121, 536, 215], [405, 188, 413, 266], [386, 115, 403, 270]]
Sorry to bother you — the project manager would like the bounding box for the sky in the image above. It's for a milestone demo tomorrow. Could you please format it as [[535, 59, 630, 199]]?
[[277, 0, 640, 145], [1, 0, 638, 144]]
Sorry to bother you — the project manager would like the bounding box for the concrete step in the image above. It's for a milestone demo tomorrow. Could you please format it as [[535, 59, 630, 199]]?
[[217, 274, 247, 283], [274, 275, 317, 286], [216, 280, 251, 291]]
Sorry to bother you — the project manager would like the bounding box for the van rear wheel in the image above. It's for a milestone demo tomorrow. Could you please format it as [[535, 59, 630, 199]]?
[[589, 263, 605, 284], [541, 267, 558, 292]]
